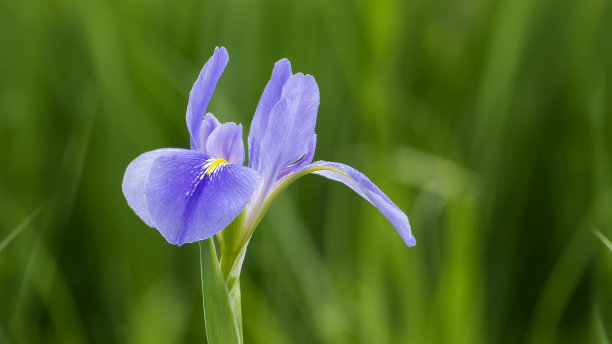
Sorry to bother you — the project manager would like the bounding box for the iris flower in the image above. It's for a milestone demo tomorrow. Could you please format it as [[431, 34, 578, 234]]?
[[122, 46, 415, 251]]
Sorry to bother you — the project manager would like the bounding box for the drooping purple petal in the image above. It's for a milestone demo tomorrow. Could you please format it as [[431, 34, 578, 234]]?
[[309, 161, 415, 247], [142, 150, 258, 245], [199, 113, 221, 154], [206, 122, 245, 165], [248, 58, 292, 170], [256, 73, 319, 184], [278, 134, 317, 179], [122, 148, 185, 227], [186, 47, 229, 150]]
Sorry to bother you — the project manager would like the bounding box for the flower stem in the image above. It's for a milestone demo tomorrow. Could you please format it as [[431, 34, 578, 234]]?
[[199, 239, 242, 344]]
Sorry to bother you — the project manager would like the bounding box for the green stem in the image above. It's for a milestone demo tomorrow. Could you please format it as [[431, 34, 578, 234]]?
[[244, 165, 342, 240], [202, 165, 338, 342], [214, 213, 250, 341], [199, 239, 242, 344], [224, 243, 248, 339]]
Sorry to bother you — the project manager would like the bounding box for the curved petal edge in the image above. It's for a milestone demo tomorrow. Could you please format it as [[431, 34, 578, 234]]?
[[122, 148, 186, 228], [309, 161, 416, 247], [125, 149, 259, 246]]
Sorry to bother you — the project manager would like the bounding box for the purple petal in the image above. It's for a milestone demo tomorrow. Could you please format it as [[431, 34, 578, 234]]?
[[186, 47, 229, 150], [309, 161, 415, 247], [256, 73, 319, 183], [122, 148, 185, 227], [278, 134, 317, 179], [142, 150, 258, 245], [199, 113, 221, 154], [248, 59, 292, 170], [206, 122, 245, 165]]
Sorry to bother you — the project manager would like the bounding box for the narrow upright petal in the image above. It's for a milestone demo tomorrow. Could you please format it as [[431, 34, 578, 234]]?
[[199, 113, 221, 154], [248, 59, 292, 170], [308, 161, 415, 247], [186, 47, 229, 150], [140, 150, 258, 245], [206, 122, 245, 165], [122, 148, 185, 227], [257, 73, 319, 183]]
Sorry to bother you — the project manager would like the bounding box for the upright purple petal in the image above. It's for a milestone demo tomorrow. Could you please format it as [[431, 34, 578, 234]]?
[[186, 47, 229, 150], [257, 73, 319, 183], [142, 150, 258, 245], [206, 122, 245, 165], [248, 59, 292, 170], [309, 161, 415, 247], [122, 148, 185, 227], [278, 134, 317, 179], [199, 113, 221, 154]]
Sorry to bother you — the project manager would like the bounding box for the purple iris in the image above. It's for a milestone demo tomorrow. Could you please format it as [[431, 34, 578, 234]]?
[[122, 46, 415, 247]]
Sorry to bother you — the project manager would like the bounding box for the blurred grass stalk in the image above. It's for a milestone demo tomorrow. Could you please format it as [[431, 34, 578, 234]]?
[[593, 227, 612, 253]]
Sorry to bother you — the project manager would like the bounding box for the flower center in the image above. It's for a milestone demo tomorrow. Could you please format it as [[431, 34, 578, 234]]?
[[206, 158, 228, 175]]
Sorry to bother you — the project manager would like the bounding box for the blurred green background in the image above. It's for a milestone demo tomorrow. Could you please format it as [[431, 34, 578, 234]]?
[[1, 0, 612, 342]]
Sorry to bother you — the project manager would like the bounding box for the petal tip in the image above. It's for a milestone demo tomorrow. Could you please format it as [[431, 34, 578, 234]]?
[[173, 236, 193, 247], [275, 58, 291, 69], [406, 235, 416, 247], [204, 112, 218, 121], [215, 46, 229, 59]]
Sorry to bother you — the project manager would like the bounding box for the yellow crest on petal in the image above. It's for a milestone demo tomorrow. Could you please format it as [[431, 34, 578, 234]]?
[[206, 158, 228, 175]]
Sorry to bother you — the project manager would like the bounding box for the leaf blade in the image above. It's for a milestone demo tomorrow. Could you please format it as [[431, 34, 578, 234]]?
[[199, 239, 241, 344]]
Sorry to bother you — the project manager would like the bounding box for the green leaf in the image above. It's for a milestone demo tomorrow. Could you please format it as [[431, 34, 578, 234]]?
[[200, 239, 242, 344]]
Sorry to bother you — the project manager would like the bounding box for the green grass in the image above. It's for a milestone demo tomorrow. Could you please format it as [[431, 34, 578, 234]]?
[[1, 0, 611, 342]]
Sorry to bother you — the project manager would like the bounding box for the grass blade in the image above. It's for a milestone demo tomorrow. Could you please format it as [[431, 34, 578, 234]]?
[[0, 201, 49, 253], [592, 227, 612, 252]]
